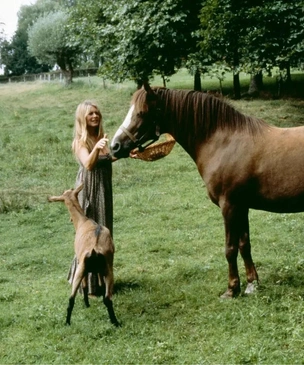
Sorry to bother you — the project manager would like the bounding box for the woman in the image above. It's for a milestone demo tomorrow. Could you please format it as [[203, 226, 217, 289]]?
[[68, 100, 116, 296]]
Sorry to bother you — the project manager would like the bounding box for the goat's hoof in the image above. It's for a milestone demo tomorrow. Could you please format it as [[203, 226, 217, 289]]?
[[113, 321, 121, 327], [65, 321, 71, 326]]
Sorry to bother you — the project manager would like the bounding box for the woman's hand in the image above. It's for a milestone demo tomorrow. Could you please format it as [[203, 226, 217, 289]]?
[[129, 151, 139, 159], [95, 134, 110, 155]]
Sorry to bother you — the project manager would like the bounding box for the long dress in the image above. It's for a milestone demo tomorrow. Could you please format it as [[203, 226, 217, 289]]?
[[67, 154, 113, 296]]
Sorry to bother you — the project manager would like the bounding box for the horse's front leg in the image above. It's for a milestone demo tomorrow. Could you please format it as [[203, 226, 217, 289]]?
[[220, 204, 243, 298], [238, 210, 259, 294]]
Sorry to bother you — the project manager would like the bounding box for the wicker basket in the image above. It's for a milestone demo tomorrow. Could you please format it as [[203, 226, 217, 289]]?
[[131, 133, 176, 161]]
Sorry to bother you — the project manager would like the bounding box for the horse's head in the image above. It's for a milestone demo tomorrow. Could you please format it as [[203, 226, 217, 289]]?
[[111, 83, 161, 158]]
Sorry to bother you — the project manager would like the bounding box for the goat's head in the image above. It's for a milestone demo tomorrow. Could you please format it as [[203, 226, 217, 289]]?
[[48, 183, 84, 203]]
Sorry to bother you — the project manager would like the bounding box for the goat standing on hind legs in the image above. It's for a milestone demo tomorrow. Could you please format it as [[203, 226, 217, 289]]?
[[48, 184, 120, 327]]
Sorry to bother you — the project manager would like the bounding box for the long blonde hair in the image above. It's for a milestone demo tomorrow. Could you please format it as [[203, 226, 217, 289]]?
[[72, 100, 104, 155]]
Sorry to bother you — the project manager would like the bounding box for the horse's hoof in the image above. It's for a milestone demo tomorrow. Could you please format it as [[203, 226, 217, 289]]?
[[220, 286, 241, 299], [245, 281, 258, 295], [220, 289, 234, 299]]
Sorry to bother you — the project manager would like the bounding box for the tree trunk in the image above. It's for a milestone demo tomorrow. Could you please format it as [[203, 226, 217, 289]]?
[[66, 59, 74, 85], [248, 71, 263, 96], [286, 62, 291, 84], [65, 70, 73, 85], [136, 79, 143, 89], [60, 69, 72, 85], [233, 49, 241, 99], [57, 56, 73, 85], [194, 69, 202, 91], [233, 73, 241, 99]]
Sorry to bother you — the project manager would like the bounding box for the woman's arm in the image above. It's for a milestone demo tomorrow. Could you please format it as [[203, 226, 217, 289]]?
[[76, 136, 110, 170]]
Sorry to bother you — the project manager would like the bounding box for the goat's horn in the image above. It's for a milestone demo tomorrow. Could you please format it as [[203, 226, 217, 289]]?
[[74, 183, 84, 195]]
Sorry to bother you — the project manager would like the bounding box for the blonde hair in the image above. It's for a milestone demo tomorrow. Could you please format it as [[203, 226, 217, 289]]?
[[72, 100, 104, 155]]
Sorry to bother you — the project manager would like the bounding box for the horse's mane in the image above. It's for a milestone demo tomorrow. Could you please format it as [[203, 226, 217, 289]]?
[[132, 87, 269, 140]]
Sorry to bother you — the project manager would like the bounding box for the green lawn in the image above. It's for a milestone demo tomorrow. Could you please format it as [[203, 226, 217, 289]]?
[[1, 73, 304, 364]]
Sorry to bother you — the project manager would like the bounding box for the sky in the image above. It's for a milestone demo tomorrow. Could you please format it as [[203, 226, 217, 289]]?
[[0, 0, 35, 40]]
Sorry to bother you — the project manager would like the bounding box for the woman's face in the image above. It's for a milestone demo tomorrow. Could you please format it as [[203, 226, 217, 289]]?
[[86, 106, 101, 128]]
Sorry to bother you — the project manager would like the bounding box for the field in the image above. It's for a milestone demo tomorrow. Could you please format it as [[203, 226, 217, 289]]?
[[1, 71, 304, 364]]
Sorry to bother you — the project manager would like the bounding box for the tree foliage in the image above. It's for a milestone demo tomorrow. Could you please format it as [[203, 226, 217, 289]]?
[[1, 0, 304, 96], [199, 0, 304, 97], [0, 0, 62, 75], [242, 1, 304, 72], [0, 30, 50, 76], [28, 10, 79, 84], [68, 0, 202, 86]]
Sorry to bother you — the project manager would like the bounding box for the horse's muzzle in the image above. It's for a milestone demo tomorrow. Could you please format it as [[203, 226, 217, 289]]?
[[111, 141, 121, 154], [111, 140, 130, 159]]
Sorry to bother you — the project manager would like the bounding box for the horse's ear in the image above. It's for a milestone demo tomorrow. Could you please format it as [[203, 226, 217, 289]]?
[[143, 81, 157, 105], [143, 81, 152, 93]]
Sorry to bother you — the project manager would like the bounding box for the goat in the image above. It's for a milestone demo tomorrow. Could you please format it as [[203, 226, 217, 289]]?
[[48, 184, 120, 327]]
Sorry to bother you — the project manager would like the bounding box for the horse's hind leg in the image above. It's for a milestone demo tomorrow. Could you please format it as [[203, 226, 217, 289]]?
[[238, 210, 259, 294], [221, 204, 242, 298], [222, 205, 259, 298]]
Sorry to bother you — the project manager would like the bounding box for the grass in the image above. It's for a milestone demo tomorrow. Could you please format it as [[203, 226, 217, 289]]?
[[1, 71, 304, 364]]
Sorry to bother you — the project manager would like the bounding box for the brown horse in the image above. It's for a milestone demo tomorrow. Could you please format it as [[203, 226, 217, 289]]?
[[111, 83, 304, 298]]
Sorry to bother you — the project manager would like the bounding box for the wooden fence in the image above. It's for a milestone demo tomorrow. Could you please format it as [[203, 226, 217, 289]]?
[[0, 68, 98, 84]]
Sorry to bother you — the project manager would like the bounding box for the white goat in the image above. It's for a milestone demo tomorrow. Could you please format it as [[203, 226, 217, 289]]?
[[48, 184, 120, 326]]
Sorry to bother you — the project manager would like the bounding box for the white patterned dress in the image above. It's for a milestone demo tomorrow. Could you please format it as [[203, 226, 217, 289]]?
[[67, 154, 113, 296]]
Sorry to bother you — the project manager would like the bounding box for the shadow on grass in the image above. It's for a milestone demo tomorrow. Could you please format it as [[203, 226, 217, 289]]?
[[114, 280, 141, 294], [264, 270, 303, 289]]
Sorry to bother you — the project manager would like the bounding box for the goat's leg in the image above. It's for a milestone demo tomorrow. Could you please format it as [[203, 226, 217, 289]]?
[[66, 297, 75, 326], [82, 275, 90, 308], [103, 296, 120, 327], [66, 262, 85, 325], [103, 271, 120, 327]]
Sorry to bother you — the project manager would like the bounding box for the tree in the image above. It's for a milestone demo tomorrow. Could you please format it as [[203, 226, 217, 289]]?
[[0, 29, 51, 76], [0, 0, 73, 76], [0, 0, 61, 76], [199, 0, 304, 98], [68, 0, 203, 87], [199, 0, 250, 98], [0, 22, 5, 42], [241, 1, 304, 95], [28, 10, 79, 84]]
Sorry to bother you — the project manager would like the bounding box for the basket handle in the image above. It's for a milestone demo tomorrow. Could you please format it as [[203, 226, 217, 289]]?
[[164, 133, 175, 142]]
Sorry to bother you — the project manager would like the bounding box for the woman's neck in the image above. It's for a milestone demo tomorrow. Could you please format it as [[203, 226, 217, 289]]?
[[87, 126, 100, 140]]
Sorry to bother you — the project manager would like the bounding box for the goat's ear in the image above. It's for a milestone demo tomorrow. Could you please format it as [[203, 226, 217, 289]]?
[[74, 183, 84, 196], [48, 195, 64, 202]]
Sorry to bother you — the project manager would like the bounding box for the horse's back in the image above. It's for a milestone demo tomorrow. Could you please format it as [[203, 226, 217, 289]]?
[[198, 125, 304, 213]]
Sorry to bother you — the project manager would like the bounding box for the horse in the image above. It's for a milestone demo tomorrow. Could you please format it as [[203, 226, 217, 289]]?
[[110, 83, 304, 298]]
